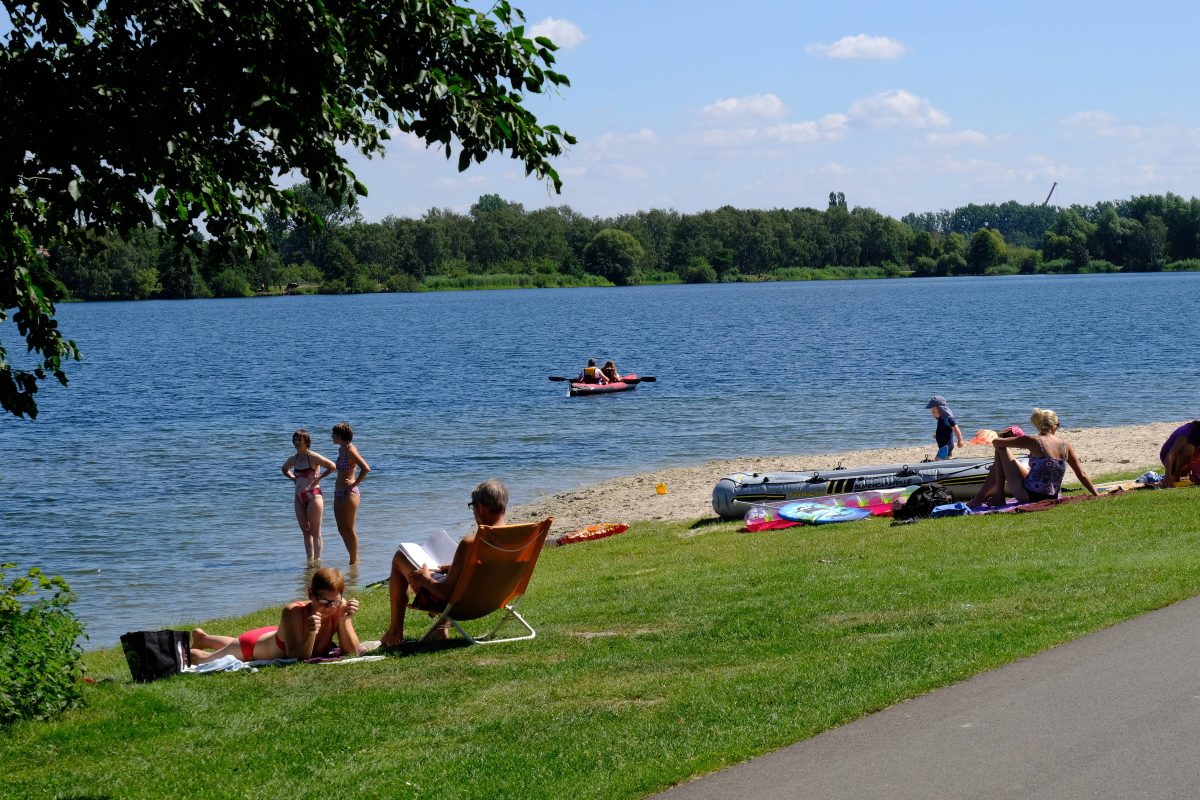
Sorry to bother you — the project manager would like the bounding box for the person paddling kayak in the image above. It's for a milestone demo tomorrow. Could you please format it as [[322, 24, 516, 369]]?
[[577, 358, 608, 384]]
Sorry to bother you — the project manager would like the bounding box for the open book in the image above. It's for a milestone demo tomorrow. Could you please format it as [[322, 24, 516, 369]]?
[[397, 529, 459, 571]]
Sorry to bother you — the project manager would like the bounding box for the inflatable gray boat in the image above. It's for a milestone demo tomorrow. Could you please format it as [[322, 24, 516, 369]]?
[[711, 456, 1015, 520]]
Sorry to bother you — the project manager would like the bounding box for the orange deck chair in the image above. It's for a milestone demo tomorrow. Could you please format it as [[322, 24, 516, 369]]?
[[410, 517, 554, 645]]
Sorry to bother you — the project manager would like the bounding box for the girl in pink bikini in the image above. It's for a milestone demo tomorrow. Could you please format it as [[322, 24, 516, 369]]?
[[190, 567, 361, 663], [282, 429, 337, 561], [331, 421, 371, 566]]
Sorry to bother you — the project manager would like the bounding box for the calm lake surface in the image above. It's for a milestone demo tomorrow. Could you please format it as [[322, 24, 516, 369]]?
[[3, 273, 1197, 646]]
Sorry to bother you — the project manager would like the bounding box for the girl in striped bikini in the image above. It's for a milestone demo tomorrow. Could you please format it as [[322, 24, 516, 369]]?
[[331, 421, 371, 565]]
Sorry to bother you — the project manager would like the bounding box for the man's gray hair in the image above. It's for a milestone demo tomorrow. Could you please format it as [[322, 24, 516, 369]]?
[[471, 478, 508, 513]]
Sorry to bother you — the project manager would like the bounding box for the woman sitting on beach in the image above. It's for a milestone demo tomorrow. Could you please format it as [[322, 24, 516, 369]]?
[[190, 567, 360, 663], [971, 408, 1099, 506]]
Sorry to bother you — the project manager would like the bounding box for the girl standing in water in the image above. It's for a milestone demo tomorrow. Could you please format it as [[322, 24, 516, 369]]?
[[331, 421, 371, 565], [282, 429, 336, 561]]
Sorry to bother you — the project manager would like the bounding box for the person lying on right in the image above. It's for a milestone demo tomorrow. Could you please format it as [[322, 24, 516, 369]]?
[[971, 408, 1098, 507], [380, 478, 508, 647]]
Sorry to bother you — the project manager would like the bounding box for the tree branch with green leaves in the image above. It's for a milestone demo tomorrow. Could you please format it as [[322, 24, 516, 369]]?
[[0, 0, 574, 417]]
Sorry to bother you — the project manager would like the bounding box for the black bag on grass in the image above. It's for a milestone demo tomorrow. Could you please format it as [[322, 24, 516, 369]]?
[[893, 482, 955, 521], [120, 630, 191, 682]]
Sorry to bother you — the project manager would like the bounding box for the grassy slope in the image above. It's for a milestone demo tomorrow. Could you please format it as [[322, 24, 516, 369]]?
[[5, 486, 1200, 799]]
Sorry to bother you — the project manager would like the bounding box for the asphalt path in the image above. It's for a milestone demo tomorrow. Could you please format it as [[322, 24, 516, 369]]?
[[656, 594, 1200, 800]]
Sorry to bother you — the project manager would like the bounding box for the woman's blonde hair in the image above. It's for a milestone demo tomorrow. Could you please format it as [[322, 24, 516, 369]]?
[[1030, 407, 1060, 435]]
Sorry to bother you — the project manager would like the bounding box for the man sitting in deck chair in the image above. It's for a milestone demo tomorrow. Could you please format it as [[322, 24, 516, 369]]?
[[380, 478, 508, 647]]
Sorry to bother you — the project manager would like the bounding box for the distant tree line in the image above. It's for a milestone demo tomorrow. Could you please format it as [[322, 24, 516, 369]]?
[[46, 189, 1200, 300]]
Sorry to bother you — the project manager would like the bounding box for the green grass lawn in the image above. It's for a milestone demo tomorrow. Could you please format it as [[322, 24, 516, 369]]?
[[5, 484, 1200, 799]]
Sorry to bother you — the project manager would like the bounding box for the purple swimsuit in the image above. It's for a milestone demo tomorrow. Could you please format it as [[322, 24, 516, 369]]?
[[1024, 436, 1068, 500], [1160, 421, 1200, 465]]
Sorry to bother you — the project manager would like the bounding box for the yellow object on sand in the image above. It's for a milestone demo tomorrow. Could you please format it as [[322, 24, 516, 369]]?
[[655, 482, 668, 495]]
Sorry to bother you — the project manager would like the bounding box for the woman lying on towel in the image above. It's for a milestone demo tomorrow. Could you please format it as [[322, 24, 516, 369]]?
[[971, 408, 1099, 507], [190, 567, 360, 663]]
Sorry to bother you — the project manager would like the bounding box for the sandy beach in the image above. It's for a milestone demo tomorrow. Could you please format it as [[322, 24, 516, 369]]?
[[512, 421, 1185, 532]]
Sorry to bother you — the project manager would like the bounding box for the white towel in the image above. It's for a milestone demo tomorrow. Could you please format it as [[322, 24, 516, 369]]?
[[182, 655, 258, 674]]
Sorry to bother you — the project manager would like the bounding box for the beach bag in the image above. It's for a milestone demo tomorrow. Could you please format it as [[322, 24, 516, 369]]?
[[120, 630, 191, 682], [893, 483, 955, 521]]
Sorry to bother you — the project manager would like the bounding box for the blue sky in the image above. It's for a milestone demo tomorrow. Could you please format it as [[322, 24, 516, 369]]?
[[347, 0, 1200, 221]]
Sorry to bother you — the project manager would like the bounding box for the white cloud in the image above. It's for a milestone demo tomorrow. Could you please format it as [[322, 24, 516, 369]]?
[[763, 114, 849, 143], [689, 114, 846, 148], [1058, 110, 1148, 139], [387, 130, 433, 152], [436, 174, 488, 188], [613, 164, 647, 180], [1060, 110, 1115, 127], [806, 34, 906, 59], [692, 127, 760, 147], [590, 128, 656, 150], [934, 154, 1071, 184], [701, 94, 788, 119], [812, 162, 852, 176], [924, 129, 990, 146], [528, 18, 587, 49], [938, 157, 996, 177], [849, 90, 950, 128], [1019, 155, 1072, 181]]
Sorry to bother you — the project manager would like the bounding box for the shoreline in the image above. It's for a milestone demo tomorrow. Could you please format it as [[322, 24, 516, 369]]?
[[511, 420, 1183, 532]]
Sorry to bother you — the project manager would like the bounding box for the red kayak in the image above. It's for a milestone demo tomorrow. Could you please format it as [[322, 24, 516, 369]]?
[[569, 374, 640, 397]]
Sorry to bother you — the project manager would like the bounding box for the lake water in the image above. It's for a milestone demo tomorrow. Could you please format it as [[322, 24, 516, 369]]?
[[3, 273, 1197, 646]]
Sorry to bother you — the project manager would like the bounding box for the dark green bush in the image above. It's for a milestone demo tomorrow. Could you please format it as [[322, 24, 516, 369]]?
[[209, 268, 254, 297], [1041, 258, 1074, 274], [0, 563, 85, 724], [386, 272, 423, 292], [681, 256, 717, 284]]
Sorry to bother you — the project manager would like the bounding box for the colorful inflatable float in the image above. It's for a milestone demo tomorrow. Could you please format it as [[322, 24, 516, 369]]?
[[712, 456, 1019, 520], [743, 485, 919, 531], [549, 522, 630, 547]]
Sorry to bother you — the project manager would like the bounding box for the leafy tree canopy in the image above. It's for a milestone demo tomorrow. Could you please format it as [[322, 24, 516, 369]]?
[[0, 0, 574, 417], [585, 228, 643, 286]]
